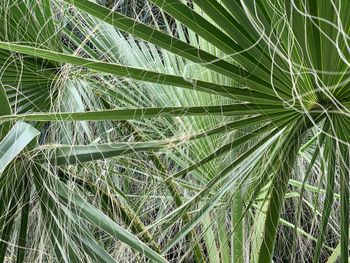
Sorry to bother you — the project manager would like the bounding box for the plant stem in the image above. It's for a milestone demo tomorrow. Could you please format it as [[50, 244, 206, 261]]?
[[232, 189, 244, 263], [257, 117, 313, 263]]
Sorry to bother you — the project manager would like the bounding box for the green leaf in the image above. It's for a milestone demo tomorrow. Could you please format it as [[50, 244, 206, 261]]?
[[257, 117, 314, 263], [52, 176, 167, 263], [0, 104, 288, 122], [0, 180, 23, 262], [149, 0, 290, 97], [43, 140, 173, 165], [333, 115, 350, 262], [0, 85, 11, 117], [0, 121, 39, 173], [0, 41, 281, 103], [312, 126, 337, 263], [161, 129, 281, 253], [16, 179, 31, 263], [61, 0, 284, 97]]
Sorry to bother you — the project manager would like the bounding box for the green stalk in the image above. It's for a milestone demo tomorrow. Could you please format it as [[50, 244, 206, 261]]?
[[232, 189, 244, 263], [312, 135, 336, 263], [202, 211, 220, 263], [257, 117, 314, 263], [334, 115, 350, 263], [291, 123, 328, 258], [16, 180, 31, 263], [339, 144, 349, 263], [218, 213, 230, 263]]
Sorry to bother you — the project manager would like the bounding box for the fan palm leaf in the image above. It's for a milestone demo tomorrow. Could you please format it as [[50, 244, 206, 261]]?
[[0, 0, 349, 262]]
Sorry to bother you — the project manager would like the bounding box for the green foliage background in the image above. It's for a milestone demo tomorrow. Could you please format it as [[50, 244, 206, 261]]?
[[0, 0, 349, 262]]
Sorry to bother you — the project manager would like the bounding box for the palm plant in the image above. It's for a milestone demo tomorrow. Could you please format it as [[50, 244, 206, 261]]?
[[0, 0, 349, 262]]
